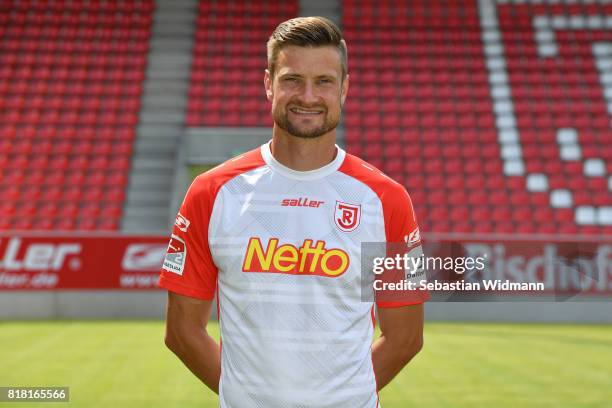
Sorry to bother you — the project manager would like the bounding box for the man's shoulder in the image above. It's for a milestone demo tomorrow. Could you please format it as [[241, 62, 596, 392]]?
[[340, 152, 418, 237], [191, 146, 266, 194], [338, 152, 407, 198]]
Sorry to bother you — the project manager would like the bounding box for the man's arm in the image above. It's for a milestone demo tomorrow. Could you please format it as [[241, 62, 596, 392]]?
[[164, 291, 221, 394], [371, 303, 424, 390]]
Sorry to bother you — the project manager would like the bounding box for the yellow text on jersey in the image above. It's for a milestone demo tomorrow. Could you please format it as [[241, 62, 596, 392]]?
[[242, 237, 350, 277]]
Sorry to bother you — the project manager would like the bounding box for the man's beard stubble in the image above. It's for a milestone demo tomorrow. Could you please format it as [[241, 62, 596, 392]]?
[[273, 105, 341, 139]]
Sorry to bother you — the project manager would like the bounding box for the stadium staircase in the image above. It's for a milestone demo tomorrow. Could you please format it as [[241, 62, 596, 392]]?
[[122, 0, 199, 232]]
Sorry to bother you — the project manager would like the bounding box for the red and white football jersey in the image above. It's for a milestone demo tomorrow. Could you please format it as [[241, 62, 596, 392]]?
[[159, 142, 427, 408]]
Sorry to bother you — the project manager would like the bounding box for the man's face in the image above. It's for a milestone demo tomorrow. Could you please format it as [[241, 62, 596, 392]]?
[[265, 45, 349, 139]]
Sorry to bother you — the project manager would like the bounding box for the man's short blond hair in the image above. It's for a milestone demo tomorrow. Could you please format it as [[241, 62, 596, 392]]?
[[267, 16, 348, 81]]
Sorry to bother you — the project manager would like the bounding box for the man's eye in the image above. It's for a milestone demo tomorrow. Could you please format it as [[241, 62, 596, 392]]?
[[318, 79, 332, 84], [285, 77, 298, 82]]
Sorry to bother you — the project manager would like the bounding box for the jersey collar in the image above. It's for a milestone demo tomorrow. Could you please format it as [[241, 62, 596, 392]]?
[[261, 141, 346, 181]]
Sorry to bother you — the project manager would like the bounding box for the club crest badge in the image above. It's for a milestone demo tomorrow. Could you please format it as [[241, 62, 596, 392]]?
[[334, 201, 361, 232]]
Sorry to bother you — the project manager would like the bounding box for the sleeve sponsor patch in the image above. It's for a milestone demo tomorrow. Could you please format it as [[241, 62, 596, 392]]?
[[404, 227, 421, 245], [174, 212, 191, 232], [162, 234, 187, 275]]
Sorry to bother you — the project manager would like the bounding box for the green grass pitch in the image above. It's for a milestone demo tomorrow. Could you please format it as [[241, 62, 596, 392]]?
[[0, 321, 610, 407]]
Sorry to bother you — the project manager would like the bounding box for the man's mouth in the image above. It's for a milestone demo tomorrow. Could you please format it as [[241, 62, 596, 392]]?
[[289, 107, 324, 115]]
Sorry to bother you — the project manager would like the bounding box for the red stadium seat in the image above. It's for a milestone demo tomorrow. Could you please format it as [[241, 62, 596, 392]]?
[[32, 218, 54, 231], [339, 0, 611, 236], [3, 0, 610, 236], [98, 219, 119, 230], [0, 1, 152, 231], [186, 1, 298, 126], [77, 218, 97, 231]]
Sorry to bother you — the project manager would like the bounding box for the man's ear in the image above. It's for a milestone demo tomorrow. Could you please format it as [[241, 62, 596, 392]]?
[[341, 74, 349, 106], [264, 69, 273, 101]]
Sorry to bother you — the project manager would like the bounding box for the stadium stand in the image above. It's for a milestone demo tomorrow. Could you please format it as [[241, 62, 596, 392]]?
[[1, 0, 611, 324], [342, 0, 611, 235], [0, 0, 154, 230], [1, 0, 610, 236], [186, 0, 298, 126]]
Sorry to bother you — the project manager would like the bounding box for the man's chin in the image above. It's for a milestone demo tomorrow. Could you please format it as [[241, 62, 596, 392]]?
[[273, 114, 339, 139], [285, 125, 332, 139], [289, 132, 325, 139], [286, 119, 338, 138]]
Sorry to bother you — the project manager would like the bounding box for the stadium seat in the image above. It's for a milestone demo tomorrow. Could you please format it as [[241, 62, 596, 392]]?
[[0, 1, 153, 231], [341, 0, 611, 236], [185, 0, 299, 126], [4, 0, 609, 237]]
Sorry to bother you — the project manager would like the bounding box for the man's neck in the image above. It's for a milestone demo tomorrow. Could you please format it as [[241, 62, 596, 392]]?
[[270, 127, 338, 171]]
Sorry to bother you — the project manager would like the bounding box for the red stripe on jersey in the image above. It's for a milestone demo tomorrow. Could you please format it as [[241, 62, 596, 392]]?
[[339, 153, 429, 307], [339, 153, 418, 243], [159, 148, 266, 300]]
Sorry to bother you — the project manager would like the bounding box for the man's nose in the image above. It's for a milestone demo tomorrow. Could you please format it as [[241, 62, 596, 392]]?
[[298, 82, 318, 105]]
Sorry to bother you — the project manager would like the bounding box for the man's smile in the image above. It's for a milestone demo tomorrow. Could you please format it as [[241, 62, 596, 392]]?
[[289, 107, 325, 115]]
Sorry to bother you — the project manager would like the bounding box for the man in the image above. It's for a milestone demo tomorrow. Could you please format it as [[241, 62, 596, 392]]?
[[159, 16, 427, 408]]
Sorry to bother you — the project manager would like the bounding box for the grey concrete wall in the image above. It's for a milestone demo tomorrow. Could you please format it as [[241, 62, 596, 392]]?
[[425, 301, 612, 323], [0, 291, 167, 320], [2, 292, 612, 322], [184, 127, 272, 165]]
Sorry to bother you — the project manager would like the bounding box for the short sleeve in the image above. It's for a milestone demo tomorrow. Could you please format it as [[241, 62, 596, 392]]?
[[386, 187, 419, 244], [376, 185, 430, 308], [158, 176, 218, 300]]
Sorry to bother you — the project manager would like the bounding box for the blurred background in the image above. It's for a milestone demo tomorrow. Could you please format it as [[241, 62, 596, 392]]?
[[0, 0, 611, 406]]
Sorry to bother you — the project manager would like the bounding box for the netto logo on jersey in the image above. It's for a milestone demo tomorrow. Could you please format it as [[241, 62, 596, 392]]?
[[242, 237, 349, 277], [281, 197, 324, 208]]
